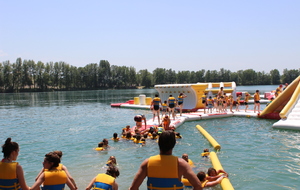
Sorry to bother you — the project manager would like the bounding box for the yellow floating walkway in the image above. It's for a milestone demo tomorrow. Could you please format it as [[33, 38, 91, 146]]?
[[210, 152, 234, 190], [196, 125, 221, 150]]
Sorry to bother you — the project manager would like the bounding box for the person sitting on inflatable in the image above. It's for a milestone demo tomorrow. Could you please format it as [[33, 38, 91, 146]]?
[[134, 114, 147, 129]]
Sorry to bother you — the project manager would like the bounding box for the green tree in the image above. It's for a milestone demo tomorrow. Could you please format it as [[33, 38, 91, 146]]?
[[12, 58, 23, 92], [177, 71, 190, 83], [281, 69, 300, 84], [128, 66, 137, 87], [153, 68, 166, 85], [270, 69, 281, 85], [21, 60, 33, 89], [242, 69, 256, 85], [35, 61, 45, 90], [99, 60, 111, 88], [3, 61, 13, 91], [139, 69, 152, 88], [165, 69, 176, 84]]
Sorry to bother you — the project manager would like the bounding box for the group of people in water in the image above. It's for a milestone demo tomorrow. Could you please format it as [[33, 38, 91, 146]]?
[[1, 137, 121, 190], [3, 129, 228, 190]]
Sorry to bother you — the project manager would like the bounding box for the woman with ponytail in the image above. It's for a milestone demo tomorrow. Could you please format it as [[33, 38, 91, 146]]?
[[0, 137, 30, 190]]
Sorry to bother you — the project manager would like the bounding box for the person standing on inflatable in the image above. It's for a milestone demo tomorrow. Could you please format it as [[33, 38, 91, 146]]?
[[253, 90, 261, 113], [134, 114, 147, 130], [168, 95, 177, 120], [151, 94, 162, 125], [177, 93, 187, 116]]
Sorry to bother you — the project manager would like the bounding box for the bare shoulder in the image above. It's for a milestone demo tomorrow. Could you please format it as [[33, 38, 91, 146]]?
[[177, 158, 191, 172]]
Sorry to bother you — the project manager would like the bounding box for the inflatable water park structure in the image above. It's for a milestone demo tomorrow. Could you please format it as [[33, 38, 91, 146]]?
[[154, 82, 237, 111], [259, 75, 300, 130], [111, 76, 300, 130]]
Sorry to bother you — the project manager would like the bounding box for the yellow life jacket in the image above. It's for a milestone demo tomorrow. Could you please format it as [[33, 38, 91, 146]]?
[[95, 147, 104, 151], [147, 155, 183, 190], [178, 96, 183, 103], [153, 97, 161, 105], [168, 97, 176, 104], [0, 162, 21, 190], [201, 152, 210, 157], [43, 169, 67, 190], [201, 180, 208, 188], [94, 173, 115, 190], [181, 177, 192, 188], [188, 159, 195, 167]]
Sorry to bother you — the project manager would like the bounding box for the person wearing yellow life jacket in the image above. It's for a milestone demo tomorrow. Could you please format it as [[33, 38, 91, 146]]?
[[161, 100, 168, 118], [201, 149, 210, 158], [129, 131, 202, 190], [0, 138, 30, 190], [168, 95, 177, 120], [31, 152, 76, 190], [177, 93, 187, 116], [151, 94, 162, 124], [86, 165, 120, 190], [207, 96, 213, 114], [253, 90, 261, 113], [94, 142, 105, 151], [106, 156, 117, 167], [111, 133, 120, 142], [197, 171, 225, 188], [244, 93, 251, 112], [275, 84, 283, 97], [181, 153, 195, 188], [35, 150, 77, 189]]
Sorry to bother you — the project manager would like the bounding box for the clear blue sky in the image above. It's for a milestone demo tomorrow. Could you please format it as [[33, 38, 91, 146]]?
[[1, 0, 299, 73]]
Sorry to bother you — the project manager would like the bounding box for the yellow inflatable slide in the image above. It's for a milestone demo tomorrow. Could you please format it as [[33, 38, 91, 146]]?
[[259, 75, 300, 130]]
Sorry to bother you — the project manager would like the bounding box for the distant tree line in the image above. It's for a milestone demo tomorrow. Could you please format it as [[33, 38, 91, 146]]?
[[0, 58, 299, 93]]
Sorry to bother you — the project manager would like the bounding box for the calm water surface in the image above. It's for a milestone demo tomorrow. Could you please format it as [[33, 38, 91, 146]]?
[[1, 86, 300, 190]]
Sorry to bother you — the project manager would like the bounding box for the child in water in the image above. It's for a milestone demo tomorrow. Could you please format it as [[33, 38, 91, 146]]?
[[201, 148, 210, 158], [95, 142, 105, 151], [111, 133, 120, 142], [106, 156, 117, 166]]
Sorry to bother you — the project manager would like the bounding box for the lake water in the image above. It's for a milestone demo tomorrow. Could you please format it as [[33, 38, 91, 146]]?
[[1, 85, 300, 190]]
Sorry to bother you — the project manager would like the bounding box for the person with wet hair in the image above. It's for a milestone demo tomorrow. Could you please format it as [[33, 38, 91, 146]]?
[[85, 165, 120, 190], [0, 138, 30, 190], [129, 131, 202, 190], [31, 152, 76, 190]]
